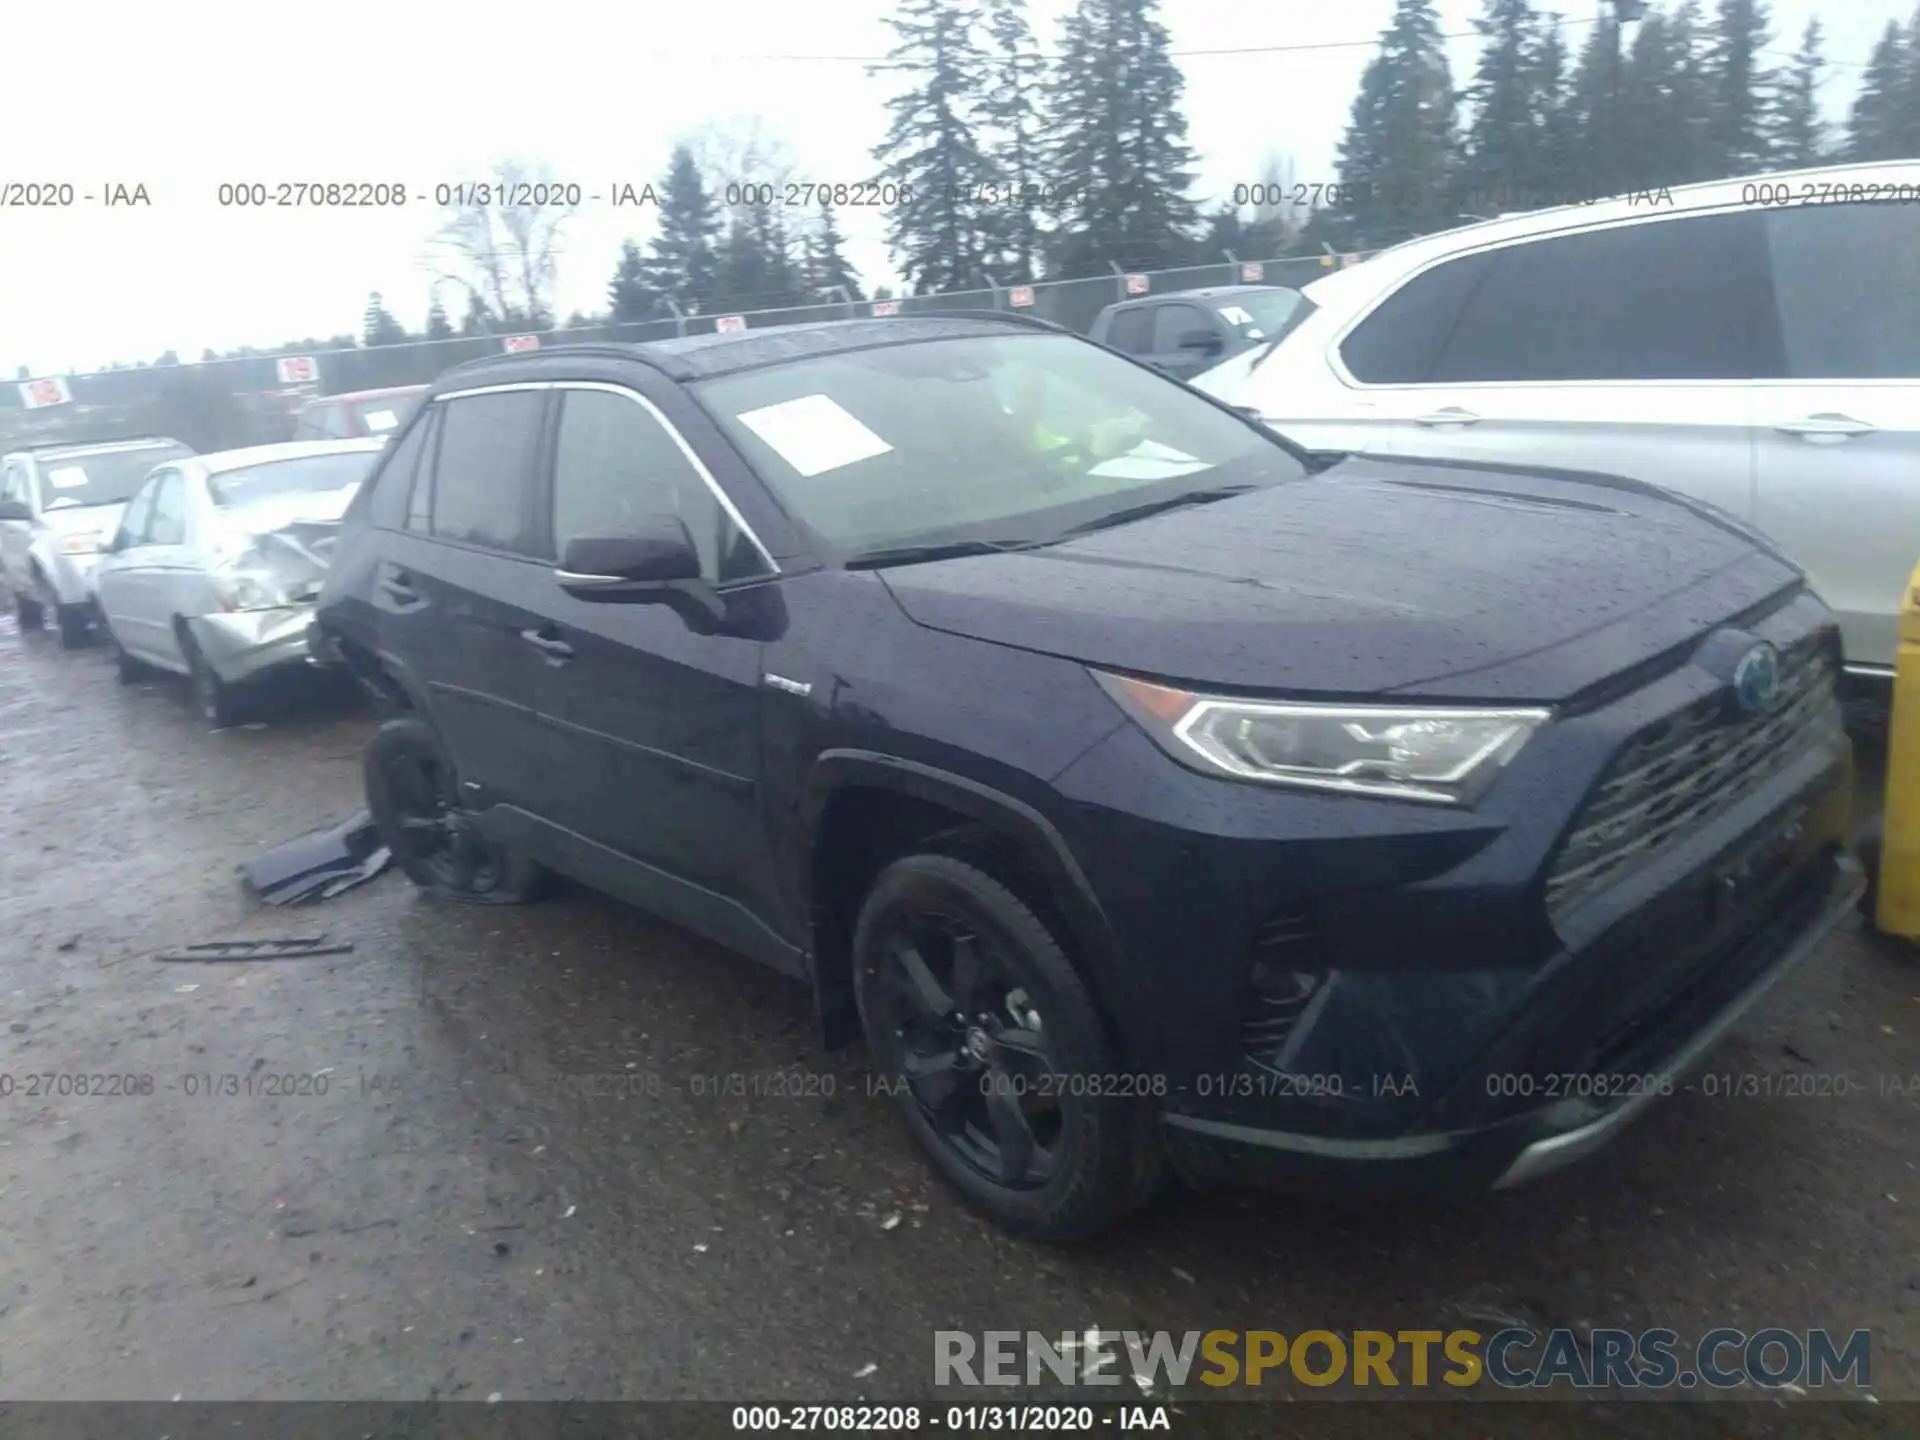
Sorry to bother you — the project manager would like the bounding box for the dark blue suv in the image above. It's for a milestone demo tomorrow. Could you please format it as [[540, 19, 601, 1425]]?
[[314, 313, 1860, 1241]]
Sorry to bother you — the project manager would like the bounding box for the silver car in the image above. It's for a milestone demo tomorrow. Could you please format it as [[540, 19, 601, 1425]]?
[[94, 439, 385, 725], [0, 437, 195, 647], [1195, 157, 1920, 678]]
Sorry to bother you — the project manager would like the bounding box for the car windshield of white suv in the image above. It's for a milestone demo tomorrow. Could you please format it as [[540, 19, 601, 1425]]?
[[209, 451, 379, 508], [35, 445, 188, 510], [694, 332, 1308, 561]]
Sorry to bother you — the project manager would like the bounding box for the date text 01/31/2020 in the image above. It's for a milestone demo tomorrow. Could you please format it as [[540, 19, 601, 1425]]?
[[730, 1405, 1172, 1433]]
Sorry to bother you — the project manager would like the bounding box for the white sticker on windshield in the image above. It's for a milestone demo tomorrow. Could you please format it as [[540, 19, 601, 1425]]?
[[361, 409, 397, 432], [1217, 305, 1254, 326], [736, 394, 893, 477], [47, 466, 90, 489]]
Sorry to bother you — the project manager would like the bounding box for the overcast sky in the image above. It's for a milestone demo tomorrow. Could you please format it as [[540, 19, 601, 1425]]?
[[0, 0, 1901, 377]]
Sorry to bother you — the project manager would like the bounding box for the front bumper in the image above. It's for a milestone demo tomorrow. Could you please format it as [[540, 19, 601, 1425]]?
[[184, 606, 317, 685], [1159, 847, 1860, 1195]]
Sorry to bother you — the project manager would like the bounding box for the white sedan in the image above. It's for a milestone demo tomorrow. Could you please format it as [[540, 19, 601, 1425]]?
[[94, 438, 386, 725]]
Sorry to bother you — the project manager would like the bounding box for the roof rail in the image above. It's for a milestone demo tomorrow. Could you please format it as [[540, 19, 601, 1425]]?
[[889, 307, 1070, 334]]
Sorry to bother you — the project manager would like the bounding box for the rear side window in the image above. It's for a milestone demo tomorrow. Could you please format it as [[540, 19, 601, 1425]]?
[[1340, 251, 1494, 383], [146, 473, 188, 545], [551, 387, 765, 583], [1767, 203, 1920, 380], [361, 412, 433, 530], [1429, 211, 1782, 383], [116, 479, 158, 546], [428, 391, 547, 554], [1103, 307, 1153, 353]]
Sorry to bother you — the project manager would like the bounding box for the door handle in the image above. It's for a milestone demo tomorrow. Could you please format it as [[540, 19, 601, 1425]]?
[[520, 627, 574, 661], [379, 568, 419, 603], [1413, 407, 1481, 427], [1772, 413, 1876, 439]]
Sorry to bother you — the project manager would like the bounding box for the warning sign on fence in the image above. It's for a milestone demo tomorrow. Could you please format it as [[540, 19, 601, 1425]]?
[[1124, 273, 1149, 296], [1239, 262, 1264, 282], [502, 335, 541, 353], [275, 356, 319, 385], [18, 376, 72, 409], [871, 300, 900, 316], [714, 315, 747, 333], [1008, 285, 1035, 308]]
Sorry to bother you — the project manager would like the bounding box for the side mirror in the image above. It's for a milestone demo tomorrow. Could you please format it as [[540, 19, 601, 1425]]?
[[0, 499, 31, 523], [1179, 329, 1225, 354], [557, 516, 702, 596]]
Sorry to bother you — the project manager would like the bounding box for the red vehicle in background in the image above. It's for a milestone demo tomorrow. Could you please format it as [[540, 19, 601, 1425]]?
[[291, 386, 429, 443]]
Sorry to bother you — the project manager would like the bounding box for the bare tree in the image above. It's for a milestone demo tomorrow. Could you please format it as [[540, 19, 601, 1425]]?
[[688, 116, 800, 222], [1248, 151, 1308, 246], [422, 157, 576, 331]]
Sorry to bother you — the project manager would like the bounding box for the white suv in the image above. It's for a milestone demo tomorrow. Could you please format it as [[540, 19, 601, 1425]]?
[[1194, 159, 1920, 677]]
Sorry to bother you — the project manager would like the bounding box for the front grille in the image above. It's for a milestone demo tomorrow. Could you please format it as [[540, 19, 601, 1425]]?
[[1241, 909, 1325, 1069], [1543, 633, 1839, 924]]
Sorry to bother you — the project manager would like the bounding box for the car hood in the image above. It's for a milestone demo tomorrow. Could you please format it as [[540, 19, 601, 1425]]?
[[878, 456, 1803, 703], [36, 500, 126, 541]]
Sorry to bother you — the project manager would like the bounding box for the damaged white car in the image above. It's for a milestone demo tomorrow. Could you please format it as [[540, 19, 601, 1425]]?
[[94, 439, 385, 725]]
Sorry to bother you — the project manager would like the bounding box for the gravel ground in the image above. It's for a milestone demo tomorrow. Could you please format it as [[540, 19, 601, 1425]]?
[[0, 613, 1913, 1437]]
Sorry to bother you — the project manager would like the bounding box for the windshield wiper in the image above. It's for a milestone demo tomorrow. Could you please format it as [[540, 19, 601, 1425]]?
[[841, 537, 1039, 570], [1055, 484, 1259, 540]]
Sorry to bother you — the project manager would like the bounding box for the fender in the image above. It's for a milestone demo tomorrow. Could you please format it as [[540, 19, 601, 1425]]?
[[798, 750, 1156, 1065]]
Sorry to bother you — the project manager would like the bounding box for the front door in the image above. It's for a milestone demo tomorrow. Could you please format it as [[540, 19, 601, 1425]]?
[[1751, 200, 1920, 672], [531, 382, 780, 922]]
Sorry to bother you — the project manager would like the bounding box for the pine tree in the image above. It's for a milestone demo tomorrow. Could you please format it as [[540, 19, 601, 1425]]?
[[977, 0, 1047, 279], [1533, 14, 1578, 190], [1702, 0, 1775, 176], [458, 292, 493, 336], [361, 292, 408, 347], [1902, 3, 1920, 151], [607, 239, 656, 322], [870, 0, 995, 292], [424, 298, 454, 341], [647, 144, 724, 311], [810, 200, 865, 301], [1563, 15, 1630, 196], [715, 204, 806, 311], [1769, 19, 1827, 166], [1846, 22, 1909, 160], [1319, 0, 1459, 248], [1043, 0, 1200, 276], [1459, 0, 1547, 208], [1618, 6, 1715, 190]]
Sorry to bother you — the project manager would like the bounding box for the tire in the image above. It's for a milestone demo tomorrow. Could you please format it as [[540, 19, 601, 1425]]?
[[363, 716, 546, 905], [179, 627, 248, 727], [107, 623, 150, 683], [54, 603, 92, 650], [14, 590, 43, 630], [852, 853, 1160, 1243]]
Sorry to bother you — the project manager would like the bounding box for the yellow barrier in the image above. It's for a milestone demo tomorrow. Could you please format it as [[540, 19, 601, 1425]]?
[[1875, 557, 1920, 937]]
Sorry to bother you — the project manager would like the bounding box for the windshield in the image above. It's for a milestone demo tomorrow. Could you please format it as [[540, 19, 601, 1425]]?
[[35, 445, 189, 510], [208, 451, 379, 507], [693, 332, 1307, 559], [1210, 290, 1311, 343], [349, 392, 425, 435]]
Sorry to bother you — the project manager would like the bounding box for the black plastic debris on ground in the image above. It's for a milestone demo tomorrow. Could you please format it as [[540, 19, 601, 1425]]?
[[156, 936, 356, 962], [240, 809, 391, 906]]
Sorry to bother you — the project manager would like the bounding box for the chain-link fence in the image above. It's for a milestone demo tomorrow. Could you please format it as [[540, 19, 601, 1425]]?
[[0, 252, 1361, 455]]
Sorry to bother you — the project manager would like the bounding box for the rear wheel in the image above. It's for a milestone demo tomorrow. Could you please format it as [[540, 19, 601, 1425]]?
[[13, 590, 43, 630], [363, 716, 545, 905], [852, 852, 1160, 1243]]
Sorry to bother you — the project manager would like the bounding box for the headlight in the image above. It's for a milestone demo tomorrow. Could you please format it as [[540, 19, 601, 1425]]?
[[58, 532, 104, 556], [1093, 671, 1549, 805], [214, 568, 288, 611]]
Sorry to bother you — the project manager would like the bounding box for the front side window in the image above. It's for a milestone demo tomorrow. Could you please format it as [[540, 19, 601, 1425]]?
[[427, 391, 547, 554], [360, 413, 432, 530], [145, 473, 188, 546], [1151, 303, 1212, 353], [1340, 251, 1495, 384], [1428, 210, 1781, 383], [551, 388, 765, 583], [115, 479, 158, 547], [1767, 202, 1920, 380], [694, 331, 1306, 559]]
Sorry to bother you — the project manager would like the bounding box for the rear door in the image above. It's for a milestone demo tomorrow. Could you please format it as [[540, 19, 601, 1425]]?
[[0, 461, 33, 596], [127, 470, 195, 664], [1355, 209, 1770, 525], [378, 387, 559, 811], [1752, 199, 1920, 671]]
